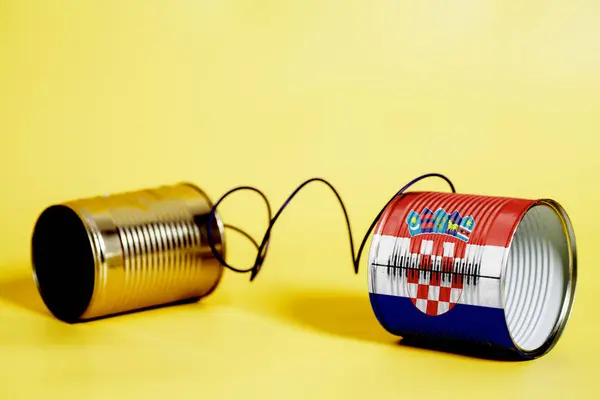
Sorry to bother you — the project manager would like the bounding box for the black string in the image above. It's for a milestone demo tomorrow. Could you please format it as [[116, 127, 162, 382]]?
[[207, 173, 456, 281], [223, 224, 259, 250]]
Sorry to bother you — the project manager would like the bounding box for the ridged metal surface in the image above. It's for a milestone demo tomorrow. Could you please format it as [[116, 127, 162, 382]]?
[[31, 183, 226, 322], [368, 191, 576, 358], [373, 192, 518, 248], [503, 203, 572, 353]]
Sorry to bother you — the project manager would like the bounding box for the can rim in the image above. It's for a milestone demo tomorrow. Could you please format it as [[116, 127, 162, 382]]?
[[31, 203, 100, 323], [500, 198, 578, 358], [179, 182, 227, 297]]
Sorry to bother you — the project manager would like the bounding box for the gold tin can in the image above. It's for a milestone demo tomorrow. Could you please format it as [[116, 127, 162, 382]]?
[[31, 183, 226, 323]]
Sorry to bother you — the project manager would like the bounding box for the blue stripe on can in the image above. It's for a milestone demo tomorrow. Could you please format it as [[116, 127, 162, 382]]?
[[368, 293, 531, 358]]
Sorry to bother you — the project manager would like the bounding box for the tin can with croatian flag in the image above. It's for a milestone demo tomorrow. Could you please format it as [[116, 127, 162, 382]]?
[[367, 191, 577, 359]]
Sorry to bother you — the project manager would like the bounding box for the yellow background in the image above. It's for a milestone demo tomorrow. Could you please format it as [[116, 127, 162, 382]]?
[[1, 1, 599, 398]]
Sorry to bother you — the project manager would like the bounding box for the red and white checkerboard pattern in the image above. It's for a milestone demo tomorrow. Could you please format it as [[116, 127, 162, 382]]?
[[407, 240, 464, 316]]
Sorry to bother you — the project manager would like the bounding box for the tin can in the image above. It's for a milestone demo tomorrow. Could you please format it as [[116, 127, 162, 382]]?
[[31, 183, 226, 323], [367, 191, 577, 359]]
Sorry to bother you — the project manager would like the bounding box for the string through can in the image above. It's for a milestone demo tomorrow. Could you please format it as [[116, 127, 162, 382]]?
[[30, 173, 576, 360]]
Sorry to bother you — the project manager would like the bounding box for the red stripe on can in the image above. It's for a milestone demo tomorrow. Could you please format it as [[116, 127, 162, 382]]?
[[376, 192, 536, 247]]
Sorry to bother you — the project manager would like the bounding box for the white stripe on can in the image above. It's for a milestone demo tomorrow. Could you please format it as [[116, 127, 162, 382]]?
[[368, 234, 505, 309]]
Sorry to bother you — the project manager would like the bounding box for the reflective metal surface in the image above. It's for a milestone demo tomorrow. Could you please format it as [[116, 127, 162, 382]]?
[[31, 183, 226, 323], [368, 191, 577, 359]]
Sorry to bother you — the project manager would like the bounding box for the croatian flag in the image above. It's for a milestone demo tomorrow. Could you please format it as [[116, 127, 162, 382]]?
[[367, 195, 518, 350]]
